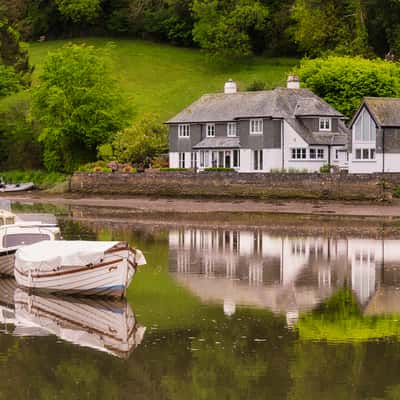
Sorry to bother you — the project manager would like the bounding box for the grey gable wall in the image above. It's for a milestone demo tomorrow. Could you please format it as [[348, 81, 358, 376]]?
[[378, 128, 400, 153]]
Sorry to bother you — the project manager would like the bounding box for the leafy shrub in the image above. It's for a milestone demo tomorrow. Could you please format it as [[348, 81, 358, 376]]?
[[104, 114, 168, 168], [0, 65, 22, 98], [296, 56, 400, 117], [159, 167, 189, 171], [394, 186, 400, 198], [320, 164, 332, 173], [77, 161, 109, 172], [151, 154, 169, 169], [204, 167, 235, 172], [246, 80, 266, 91]]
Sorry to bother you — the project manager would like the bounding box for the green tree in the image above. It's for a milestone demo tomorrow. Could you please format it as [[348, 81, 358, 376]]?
[[32, 43, 132, 172], [291, 0, 368, 57], [54, 0, 102, 22], [0, 9, 32, 87], [192, 0, 269, 59], [0, 64, 22, 97], [296, 56, 400, 117], [100, 113, 168, 167]]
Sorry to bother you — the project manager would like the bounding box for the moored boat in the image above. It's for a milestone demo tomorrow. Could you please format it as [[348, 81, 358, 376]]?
[[14, 240, 146, 298], [0, 182, 35, 192], [0, 219, 60, 277]]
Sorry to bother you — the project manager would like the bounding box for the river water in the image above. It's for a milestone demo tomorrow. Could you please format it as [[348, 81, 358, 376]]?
[[1, 203, 400, 399]]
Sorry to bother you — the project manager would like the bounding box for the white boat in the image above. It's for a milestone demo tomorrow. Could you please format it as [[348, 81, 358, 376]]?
[[0, 211, 60, 277], [14, 289, 146, 358], [0, 182, 35, 192], [14, 240, 146, 298]]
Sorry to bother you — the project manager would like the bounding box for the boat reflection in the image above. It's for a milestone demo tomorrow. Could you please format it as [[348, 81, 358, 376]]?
[[0, 280, 145, 358], [169, 228, 400, 321]]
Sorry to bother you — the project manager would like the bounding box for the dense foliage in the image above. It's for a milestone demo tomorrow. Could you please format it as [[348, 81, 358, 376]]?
[[296, 56, 400, 117], [98, 114, 168, 167], [32, 43, 132, 172], [1, 0, 400, 58]]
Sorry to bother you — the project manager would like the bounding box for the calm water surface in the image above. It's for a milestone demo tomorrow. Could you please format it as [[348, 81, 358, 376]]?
[[1, 205, 400, 399]]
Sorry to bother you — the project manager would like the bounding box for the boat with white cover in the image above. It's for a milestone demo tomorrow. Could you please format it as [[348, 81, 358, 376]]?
[[14, 240, 146, 298], [14, 289, 146, 358], [0, 210, 60, 277]]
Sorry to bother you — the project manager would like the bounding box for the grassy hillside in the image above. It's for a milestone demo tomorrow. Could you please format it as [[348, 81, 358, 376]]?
[[29, 38, 298, 121]]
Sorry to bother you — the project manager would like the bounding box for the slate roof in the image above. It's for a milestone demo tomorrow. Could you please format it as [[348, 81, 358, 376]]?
[[166, 88, 343, 124], [359, 97, 400, 127], [193, 137, 240, 149], [286, 118, 349, 146]]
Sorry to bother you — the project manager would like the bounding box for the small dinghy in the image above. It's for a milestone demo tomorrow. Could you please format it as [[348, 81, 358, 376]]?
[[14, 240, 146, 298], [0, 182, 35, 192]]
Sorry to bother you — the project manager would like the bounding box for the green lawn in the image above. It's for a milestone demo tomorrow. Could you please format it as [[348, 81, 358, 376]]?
[[29, 38, 298, 121]]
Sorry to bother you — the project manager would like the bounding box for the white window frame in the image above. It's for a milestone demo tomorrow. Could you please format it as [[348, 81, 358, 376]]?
[[355, 148, 375, 160], [179, 152, 186, 168], [227, 122, 237, 137], [178, 124, 190, 138], [253, 150, 263, 170], [319, 118, 331, 132], [250, 119, 263, 135], [291, 148, 307, 160], [206, 123, 215, 137]]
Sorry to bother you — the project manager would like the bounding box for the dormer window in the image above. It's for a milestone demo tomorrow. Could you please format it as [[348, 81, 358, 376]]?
[[227, 122, 237, 137], [178, 124, 190, 137], [206, 123, 215, 137], [250, 119, 263, 135], [319, 118, 331, 131]]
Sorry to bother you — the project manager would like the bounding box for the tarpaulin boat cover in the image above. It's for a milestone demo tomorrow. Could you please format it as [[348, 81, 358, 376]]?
[[15, 240, 145, 273]]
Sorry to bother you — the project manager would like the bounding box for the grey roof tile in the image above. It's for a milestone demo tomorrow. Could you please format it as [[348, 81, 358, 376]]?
[[192, 137, 240, 149], [363, 97, 400, 127], [166, 88, 343, 124]]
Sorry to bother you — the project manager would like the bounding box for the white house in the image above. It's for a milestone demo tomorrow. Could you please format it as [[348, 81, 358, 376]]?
[[166, 76, 349, 173], [349, 97, 400, 173]]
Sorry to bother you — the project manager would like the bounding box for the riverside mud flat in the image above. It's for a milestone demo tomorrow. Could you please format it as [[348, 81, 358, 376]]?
[[4, 193, 400, 217], [4, 193, 400, 238]]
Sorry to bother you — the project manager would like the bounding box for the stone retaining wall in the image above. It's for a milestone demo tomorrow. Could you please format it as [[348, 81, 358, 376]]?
[[70, 171, 400, 200]]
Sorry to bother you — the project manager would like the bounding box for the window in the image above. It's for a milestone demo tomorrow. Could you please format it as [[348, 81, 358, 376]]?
[[253, 150, 263, 170], [250, 119, 263, 135], [191, 152, 198, 168], [310, 148, 316, 159], [178, 124, 190, 138], [227, 122, 237, 137], [3, 233, 50, 248], [355, 148, 375, 160], [291, 148, 306, 159], [354, 108, 376, 142], [335, 150, 339, 160], [319, 118, 331, 131], [233, 150, 240, 167], [206, 123, 215, 137], [200, 151, 205, 168], [211, 151, 218, 167], [317, 149, 324, 159], [179, 152, 185, 168]]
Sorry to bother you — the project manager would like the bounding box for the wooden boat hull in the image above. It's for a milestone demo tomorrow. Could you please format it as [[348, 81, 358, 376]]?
[[14, 247, 137, 298], [0, 251, 16, 277], [14, 289, 145, 358]]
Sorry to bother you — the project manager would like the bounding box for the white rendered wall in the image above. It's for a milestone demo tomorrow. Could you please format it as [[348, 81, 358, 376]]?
[[381, 154, 400, 172], [169, 152, 179, 168], [348, 153, 379, 173], [239, 149, 252, 172], [264, 149, 282, 171]]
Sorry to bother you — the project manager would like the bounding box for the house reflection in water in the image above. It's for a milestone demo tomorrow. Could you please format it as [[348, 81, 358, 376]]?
[[169, 228, 400, 321]]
